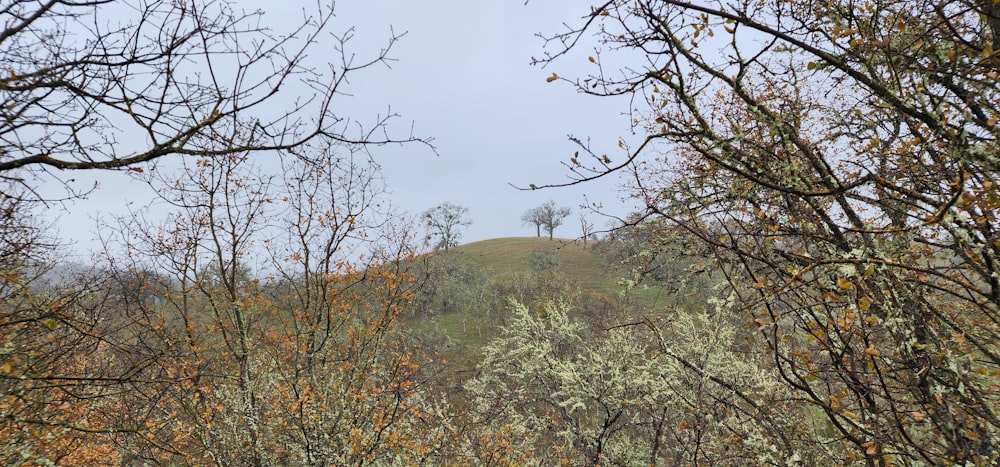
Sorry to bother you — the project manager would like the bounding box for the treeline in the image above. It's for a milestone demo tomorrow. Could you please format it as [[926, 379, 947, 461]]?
[[0, 181, 819, 465], [0, 151, 768, 465]]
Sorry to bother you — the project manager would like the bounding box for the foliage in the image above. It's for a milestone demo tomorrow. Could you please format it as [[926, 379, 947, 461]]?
[[423, 202, 472, 252], [596, 217, 719, 308], [0, 190, 126, 464], [0, 2, 442, 459], [0, 150, 453, 464], [538, 0, 1000, 463], [100, 151, 450, 464], [529, 249, 560, 273], [464, 299, 824, 465], [412, 253, 498, 344]]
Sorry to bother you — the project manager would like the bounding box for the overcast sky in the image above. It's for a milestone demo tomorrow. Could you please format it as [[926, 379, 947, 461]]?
[[51, 1, 642, 255]]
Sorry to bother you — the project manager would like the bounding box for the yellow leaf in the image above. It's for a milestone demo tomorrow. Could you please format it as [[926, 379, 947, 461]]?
[[546, 73, 558, 83], [864, 347, 880, 357], [859, 295, 872, 312], [837, 277, 854, 290], [588, 56, 595, 63], [911, 411, 925, 422], [807, 61, 817, 70]]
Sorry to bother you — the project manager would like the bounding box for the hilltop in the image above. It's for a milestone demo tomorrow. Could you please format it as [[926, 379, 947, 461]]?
[[444, 237, 609, 289], [444, 236, 674, 307]]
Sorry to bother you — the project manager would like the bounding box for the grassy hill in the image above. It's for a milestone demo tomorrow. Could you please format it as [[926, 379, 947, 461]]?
[[446, 236, 672, 308], [449, 237, 609, 289], [406, 237, 677, 373]]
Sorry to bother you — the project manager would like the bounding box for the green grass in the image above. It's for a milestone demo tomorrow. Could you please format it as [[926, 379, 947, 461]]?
[[447, 237, 671, 310], [450, 237, 600, 279]]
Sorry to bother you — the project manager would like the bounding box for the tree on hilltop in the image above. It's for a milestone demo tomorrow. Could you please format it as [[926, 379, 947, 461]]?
[[423, 202, 472, 252], [522, 201, 571, 240]]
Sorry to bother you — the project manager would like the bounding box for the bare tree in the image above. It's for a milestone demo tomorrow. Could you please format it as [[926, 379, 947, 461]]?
[[579, 214, 594, 248], [423, 202, 472, 252], [0, 0, 429, 197], [521, 207, 545, 237], [525, 201, 570, 240]]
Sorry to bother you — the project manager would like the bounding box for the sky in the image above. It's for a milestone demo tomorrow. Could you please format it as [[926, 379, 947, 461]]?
[[49, 1, 643, 256]]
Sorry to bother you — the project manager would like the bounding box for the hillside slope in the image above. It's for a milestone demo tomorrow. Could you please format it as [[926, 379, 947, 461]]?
[[454, 237, 675, 305], [451, 237, 602, 282]]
